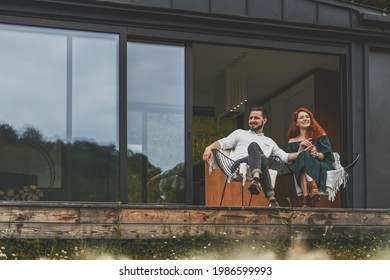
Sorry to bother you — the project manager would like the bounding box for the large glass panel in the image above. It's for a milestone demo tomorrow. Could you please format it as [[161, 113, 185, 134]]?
[[68, 35, 119, 201], [127, 42, 185, 203], [0, 24, 119, 202]]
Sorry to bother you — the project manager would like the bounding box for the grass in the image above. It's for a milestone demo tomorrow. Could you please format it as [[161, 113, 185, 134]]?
[[1, 233, 390, 260]]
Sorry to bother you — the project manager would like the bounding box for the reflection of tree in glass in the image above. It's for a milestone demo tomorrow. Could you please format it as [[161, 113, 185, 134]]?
[[127, 151, 159, 203], [0, 123, 18, 141], [148, 161, 185, 203], [20, 126, 44, 142], [127, 150, 185, 203], [0, 123, 185, 203], [0, 123, 118, 202], [65, 140, 118, 201]]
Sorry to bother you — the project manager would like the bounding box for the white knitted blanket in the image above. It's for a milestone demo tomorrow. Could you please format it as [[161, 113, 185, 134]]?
[[294, 152, 349, 201], [325, 152, 348, 201]]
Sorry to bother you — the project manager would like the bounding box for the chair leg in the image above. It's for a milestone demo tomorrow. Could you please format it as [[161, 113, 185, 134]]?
[[242, 185, 244, 206], [220, 179, 228, 206], [248, 194, 252, 206]]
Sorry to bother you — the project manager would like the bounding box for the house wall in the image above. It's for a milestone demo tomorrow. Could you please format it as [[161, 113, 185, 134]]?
[[0, 0, 390, 208], [367, 48, 390, 208]]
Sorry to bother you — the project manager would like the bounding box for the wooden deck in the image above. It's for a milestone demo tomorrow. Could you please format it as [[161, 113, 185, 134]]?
[[1, 201, 390, 240]]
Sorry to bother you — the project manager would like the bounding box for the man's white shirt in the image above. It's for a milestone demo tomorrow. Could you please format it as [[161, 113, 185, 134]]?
[[217, 129, 289, 163]]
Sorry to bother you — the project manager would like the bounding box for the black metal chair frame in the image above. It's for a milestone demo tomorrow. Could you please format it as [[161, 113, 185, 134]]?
[[342, 153, 360, 171], [337, 152, 360, 207], [285, 152, 360, 205], [211, 149, 284, 206]]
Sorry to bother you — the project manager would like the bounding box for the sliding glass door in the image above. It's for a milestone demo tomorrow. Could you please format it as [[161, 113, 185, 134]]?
[[127, 42, 185, 203], [0, 24, 119, 202]]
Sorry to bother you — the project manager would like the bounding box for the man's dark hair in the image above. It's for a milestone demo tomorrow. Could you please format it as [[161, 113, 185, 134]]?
[[251, 106, 268, 119]]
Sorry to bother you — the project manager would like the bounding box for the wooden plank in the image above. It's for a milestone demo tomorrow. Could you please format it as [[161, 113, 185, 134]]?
[[0, 222, 293, 240], [2, 204, 390, 227], [0, 206, 80, 223], [2, 220, 390, 240], [1, 203, 390, 240]]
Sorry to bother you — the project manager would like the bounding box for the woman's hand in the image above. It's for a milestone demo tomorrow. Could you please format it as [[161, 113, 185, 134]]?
[[299, 138, 313, 152], [308, 145, 318, 158], [299, 138, 320, 158]]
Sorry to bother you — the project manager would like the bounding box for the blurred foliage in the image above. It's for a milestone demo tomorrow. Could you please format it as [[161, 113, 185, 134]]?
[[1, 232, 390, 260], [192, 115, 237, 164]]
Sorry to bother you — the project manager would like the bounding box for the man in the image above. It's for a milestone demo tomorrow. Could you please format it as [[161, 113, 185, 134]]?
[[202, 106, 301, 207]]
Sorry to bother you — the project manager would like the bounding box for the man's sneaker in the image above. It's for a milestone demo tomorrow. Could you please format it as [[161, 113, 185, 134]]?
[[268, 199, 279, 208], [248, 179, 261, 195]]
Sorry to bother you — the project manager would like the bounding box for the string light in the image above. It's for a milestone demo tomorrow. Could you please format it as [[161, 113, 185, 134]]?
[[226, 52, 248, 113]]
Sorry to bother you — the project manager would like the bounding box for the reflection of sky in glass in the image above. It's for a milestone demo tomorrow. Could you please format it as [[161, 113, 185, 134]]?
[[72, 36, 118, 145], [127, 42, 184, 106], [0, 25, 67, 139], [127, 42, 184, 171], [0, 24, 118, 145]]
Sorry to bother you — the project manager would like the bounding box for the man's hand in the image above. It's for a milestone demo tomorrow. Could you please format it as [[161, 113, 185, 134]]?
[[203, 146, 213, 162], [203, 142, 221, 163]]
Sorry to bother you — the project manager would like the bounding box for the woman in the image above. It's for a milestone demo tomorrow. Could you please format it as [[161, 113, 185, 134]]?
[[286, 107, 335, 207]]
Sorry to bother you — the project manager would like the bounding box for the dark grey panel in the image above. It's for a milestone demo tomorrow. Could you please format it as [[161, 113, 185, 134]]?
[[359, 13, 390, 33], [348, 43, 366, 209], [172, 0, 210, 13], [284, 0, 316, 24], [350, 10, 361, 29], [367, 49, 390, 209], [133, 0, 171, 8], [210, 0, 246, 16], [94, 0, 130, 4], [318, 4, 350, 28], [247, 0, 282, 20]]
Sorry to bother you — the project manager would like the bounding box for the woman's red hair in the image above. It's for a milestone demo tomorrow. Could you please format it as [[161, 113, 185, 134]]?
[[286, 107, 326, 140]]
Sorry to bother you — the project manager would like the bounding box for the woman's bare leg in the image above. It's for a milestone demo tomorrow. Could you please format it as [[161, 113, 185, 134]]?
[[300, 171, 311, 207], [300, 171, 309, 196]]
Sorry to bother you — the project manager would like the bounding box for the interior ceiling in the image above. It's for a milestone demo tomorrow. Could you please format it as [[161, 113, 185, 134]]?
[[193, 44, 340, 108]]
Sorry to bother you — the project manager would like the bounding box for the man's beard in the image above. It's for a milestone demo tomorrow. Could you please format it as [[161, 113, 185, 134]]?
[[250, 123, 264, 131]]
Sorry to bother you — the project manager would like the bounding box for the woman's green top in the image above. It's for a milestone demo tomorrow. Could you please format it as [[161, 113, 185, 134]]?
[[287, 136, 335, 190]]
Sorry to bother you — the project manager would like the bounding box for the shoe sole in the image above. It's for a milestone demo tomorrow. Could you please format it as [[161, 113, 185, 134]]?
[[248, 184, 261, 195], [311, 193, 321, 202]]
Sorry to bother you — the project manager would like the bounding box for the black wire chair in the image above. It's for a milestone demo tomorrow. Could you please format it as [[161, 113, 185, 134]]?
[[337, 152, 360, 207], [342, 153, 360, 171], [286, 152, 360, 204], [211, 149, 283, 206]]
